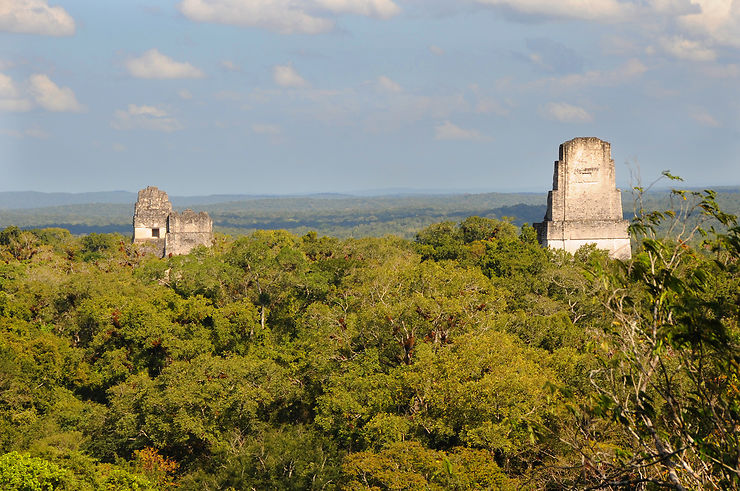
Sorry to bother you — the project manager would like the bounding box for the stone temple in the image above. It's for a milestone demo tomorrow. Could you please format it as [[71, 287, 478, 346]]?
[[132, 186, 213, 257], [534, 137, 631, 260]]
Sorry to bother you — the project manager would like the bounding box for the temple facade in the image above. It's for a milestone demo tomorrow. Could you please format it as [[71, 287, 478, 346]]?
[[132, 186, 213, 256], [534, 137, 631, 260]]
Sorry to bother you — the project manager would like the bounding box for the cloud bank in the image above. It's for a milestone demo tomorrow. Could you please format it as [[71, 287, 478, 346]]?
[[126, 49, 205, 79], [377, 75, 402, 93], [111, 104, 182, 132], [435, 121, 488, 141], [178, 0, 400, 34], [273, 65, 308, 88], [0, 0, 75, 36], [28, 74, 84, 112], [540, 101, 593, 123], [0, 72, 32, 111]]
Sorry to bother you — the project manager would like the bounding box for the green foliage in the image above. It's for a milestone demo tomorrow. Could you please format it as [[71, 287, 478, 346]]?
[[0, 451, 74, 490], [404, 334, 556, 461], [0, 188, 738, 488], [564, 181, 740, 489], [0, 226, 40, 261], [185, 425, 340, 490], [0, 451, 155, 491], [103, 353, 299, 461], [342, 442, 517, 490], [81, 233, 120, 254]]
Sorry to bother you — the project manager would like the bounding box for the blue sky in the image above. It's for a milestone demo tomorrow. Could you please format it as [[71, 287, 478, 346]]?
[[0, 0, 738, 195]]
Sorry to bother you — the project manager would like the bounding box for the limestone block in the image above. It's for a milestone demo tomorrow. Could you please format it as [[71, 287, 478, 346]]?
[[131, 187, 213, 257], [535, 137, 631, 260], [164, 209, 214, 256]]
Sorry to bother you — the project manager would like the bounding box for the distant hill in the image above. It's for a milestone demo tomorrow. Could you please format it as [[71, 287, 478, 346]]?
[[0, 192, 545, 238], [0, 191, 358, 210], [2, 186, 736, 210], [0, 188, 737, 239]]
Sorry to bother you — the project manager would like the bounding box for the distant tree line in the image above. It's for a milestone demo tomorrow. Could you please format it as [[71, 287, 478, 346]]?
[[2, 188, 739, 240]]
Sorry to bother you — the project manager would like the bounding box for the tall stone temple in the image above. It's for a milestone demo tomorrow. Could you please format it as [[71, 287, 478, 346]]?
[[534, 137, 631, 260], [132, 186, 213, 257]]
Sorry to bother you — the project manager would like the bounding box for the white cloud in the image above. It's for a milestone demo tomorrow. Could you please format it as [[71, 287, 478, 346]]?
[[435, 120, 488, 141], [429, 45, 445, 56], [28, 74, 84, 112], [2, 72, 84, 113], [689, 107, 720, 127], [679, 0, 740, 48], [179, 0, 333, 34], [0, 72, 32, 111], [540, 102, 593, 123], [473, 0, 698, 23], [314, 0, 400, 18], [178, 89, 193, 100], [221, 60, 239, 71], [471, 0, 736, 66], [273, 64, 308, 88], [126, 49, 205, 79], [377, 75, 402, 92], [178, 0, 399, 34], [536, 58, 648, 89], [473, 0, 637, 22], [648, 0, 702, 15], [659, 36, 716, 61], [111, 104, 182, 132], [0, 73, 20, 98], [0, 100, 31, 112], [0, 0, 75, 36], [251, 123, 282, 135]]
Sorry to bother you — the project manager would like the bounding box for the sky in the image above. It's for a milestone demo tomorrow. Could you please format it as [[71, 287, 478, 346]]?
[[0, 0, 738, 195]]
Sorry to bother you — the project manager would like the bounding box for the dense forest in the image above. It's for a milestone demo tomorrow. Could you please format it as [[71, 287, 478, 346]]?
[[0, 185, 738, 489]]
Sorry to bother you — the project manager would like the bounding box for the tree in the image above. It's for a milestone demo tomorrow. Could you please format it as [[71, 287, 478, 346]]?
[[342, 441, 517, 490], [570, 181, 740, 489], [0, 451, 76, 490], [103, 352, 299, 462], [0, 227, 40, 262], [226, 231, 312, 331]]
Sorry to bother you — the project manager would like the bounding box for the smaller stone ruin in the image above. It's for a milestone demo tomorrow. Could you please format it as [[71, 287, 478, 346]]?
[[534, 137, 631, 260], [165, 209, 213, 256], [132, 186, 213, 257]]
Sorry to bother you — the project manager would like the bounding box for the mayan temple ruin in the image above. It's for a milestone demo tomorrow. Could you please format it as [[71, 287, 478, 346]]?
[[132, 186, 213, 257], [534, 137, 631, 260]]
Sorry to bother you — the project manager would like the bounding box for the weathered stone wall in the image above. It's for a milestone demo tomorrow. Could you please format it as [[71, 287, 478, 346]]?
[[536, 219, 631, 259], [535, 137, 631, 260], [546, 138, 624, 221], [132, 187, 213, 257], [164, 210, 213, 256], [132, 186, 171, 241]]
